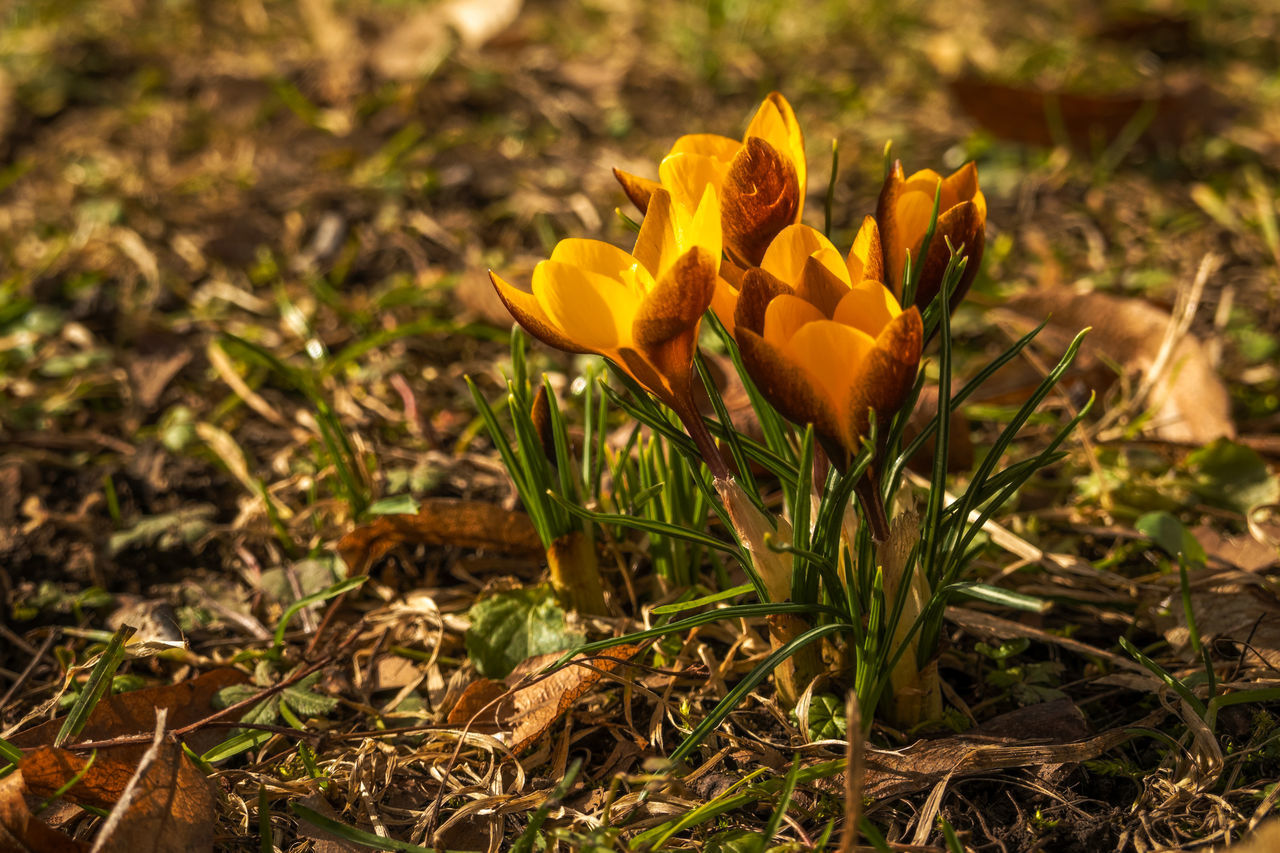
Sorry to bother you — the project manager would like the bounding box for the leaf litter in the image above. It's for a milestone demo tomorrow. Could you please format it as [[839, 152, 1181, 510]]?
[[2, 0, 1280, 850]]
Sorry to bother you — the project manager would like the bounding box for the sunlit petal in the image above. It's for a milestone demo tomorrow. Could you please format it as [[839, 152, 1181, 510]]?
[[489, 270, 586, 354], [550, 238, 640, 283], [832, 280, 901, 338], [760, 224, 839, 285], [763, 294, 825, 347], [659, 152, 730, 213], [533, 259, 642, 351], [846, 215, 883, 284], [782, 320, 876, 429], [744, 93, 806, 221], [669, 133, 742, 164]]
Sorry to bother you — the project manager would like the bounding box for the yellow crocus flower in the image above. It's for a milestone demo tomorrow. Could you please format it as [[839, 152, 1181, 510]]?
[[614, 93, 807, 330], [733, 218, 922, 466], [877, 160, 986, 312], [489, 186, 721, 417]]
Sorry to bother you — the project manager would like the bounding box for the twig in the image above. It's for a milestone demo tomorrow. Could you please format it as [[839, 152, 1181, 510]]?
[[90, 708, 167, 853]]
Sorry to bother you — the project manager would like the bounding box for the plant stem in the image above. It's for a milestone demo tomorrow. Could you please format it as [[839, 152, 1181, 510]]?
[[672, 398, 731, 481], [854, 472, 890, 544]]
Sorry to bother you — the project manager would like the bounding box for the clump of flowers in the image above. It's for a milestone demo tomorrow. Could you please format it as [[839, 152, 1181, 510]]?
[[482, 92, 1080, 735]]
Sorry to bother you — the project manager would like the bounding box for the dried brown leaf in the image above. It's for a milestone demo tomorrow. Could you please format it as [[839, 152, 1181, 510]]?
[[0, 770, 89, 853], [10, 668, 247, 754], [443, 647, 639, 752], [993, 288, 1234, 443], [948, 74, 1219, 150], [337, 499, 544, 576], [1147, 569, 1280, 670], [857, 702, 1162, 801], [19, 742, 216, 853]]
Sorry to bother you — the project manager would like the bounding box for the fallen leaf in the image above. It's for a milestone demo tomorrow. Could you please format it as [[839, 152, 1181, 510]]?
[[10, 668, 247, 754], [444, 646, 640, 753], [948, 73, 1218, 150], [1192, 524, 1278, 572], [0, 769, 89, 853], [337, 499, 544, 576], [854, 703, 1164, 801], [1146, 569, 1280, 670], [19, 741, 217, 853], [992, 288, 1235, 443]]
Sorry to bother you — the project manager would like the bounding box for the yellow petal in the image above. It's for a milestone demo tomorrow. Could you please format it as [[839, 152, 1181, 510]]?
[[669, 133, 742, 164], [734, 266, 793, 336], [659, 152, 730, 213], [846, 307, 923, 443], [782, 320, 876, 428], [760, 224, 839, 285], [795, 256, 852, 318], [687, 183, 723, 271], [633, 188, 676, 281], [532, 259, 643, 352], [763, 294, 825, 347], [832, 280, 901, 338], [710, 275, 740, 335], [550, 238, 641, 285], [736, 327, 843, 448], [489, 270, 586, 354], [634, 185, 722, 284]]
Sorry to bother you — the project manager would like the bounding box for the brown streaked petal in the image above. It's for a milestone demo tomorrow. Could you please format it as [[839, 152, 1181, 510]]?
[[943, 161, 980, 206], [845, 306, 923, 445], [633, 247, 716, 348], [875, 160, 907, 293], [795, 255, 849, 318], [736, 327, 843, 447], [848, 215, 884, 285], [489, 271, 590, 355], [613, 168, 661, 215], [734, 266, 794, 335], [614, 346, 683, 411], [911, 200, 986, 313], [722, 137, 800, 268]]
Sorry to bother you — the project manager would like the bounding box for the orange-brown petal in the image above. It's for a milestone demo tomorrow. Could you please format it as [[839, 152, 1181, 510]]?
[[722, 137, 800, 268], [613, 167, 661, 215], [845, 306, 923, 445], [736, 327, 843, 447], [489, 270, 589, 355], [795, 255, 851, 318], [734, 266, 794, 336], [911, 200, 986, 312], [632, 247, 716, 348], [847, 215, 884, 285]]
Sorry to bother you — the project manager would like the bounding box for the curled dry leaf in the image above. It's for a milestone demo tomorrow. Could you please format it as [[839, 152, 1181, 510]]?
[[0, 769, 90, 853], [337, 498, 544, 575], [992, 288, 1234, 444], [446, 646, 641, 754], [18, 742, 217, 853]]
